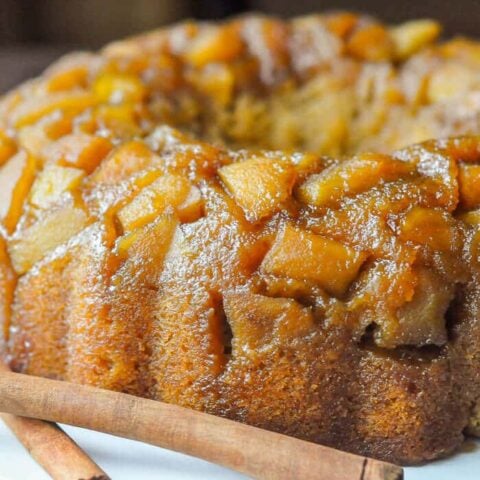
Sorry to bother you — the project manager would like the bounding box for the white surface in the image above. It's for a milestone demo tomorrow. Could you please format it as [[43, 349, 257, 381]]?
[[0, 420, 479, 479]]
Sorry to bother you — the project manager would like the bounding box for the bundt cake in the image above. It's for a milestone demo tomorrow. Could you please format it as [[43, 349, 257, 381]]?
[[2, 12, 480, 465]]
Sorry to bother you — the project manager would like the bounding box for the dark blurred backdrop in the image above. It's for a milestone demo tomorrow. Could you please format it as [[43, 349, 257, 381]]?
[[1, 0, 480, 92]]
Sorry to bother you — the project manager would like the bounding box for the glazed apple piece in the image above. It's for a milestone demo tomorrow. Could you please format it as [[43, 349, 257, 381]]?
[[43, 52, 93, 92], [219, 156, 296, 221], [395, 141, 459, 211], [0, 130, 17, 167], [395, 267, 453, 346], [457, 209, 480, 266], [427, 63, 475, 103], [390, 19, 440, 60], [115, 214, 178, 266], [93, 103, 140, 138], [16, 110, 75, 156], [175, 187, 204, 223], [296, 153, 413, 209], [261, 224, 367, 297], [117, 175, 203, 232], [47, 66, 89, 93], [459, 208, 480, 227], [19, 124, 60, 156], [184, 25, 244, 68], [378, 267, 453, 348], [0, 151, 37, 234], [263, 274, 329, 308], [250, 18, 290, 68], [291, 152, 328, 181], [325, 12, 358, 38], [29, 164, 85, 209], [42, 133, 113, 173], [223, 292, 314, 355], [11, 91, 97, 128], [8, 206, 88, 274], [347, 23, 393, 61], [93, 72, 146, 104], [91, 140, 158, 185], [399, 206, 459, 252], [191, 64, 235, 106], [458, 163, 480, 210], [349, 256, 454, 348]]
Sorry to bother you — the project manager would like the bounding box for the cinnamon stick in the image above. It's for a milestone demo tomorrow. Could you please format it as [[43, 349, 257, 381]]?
[[0, 363, 109, 480], [0, 371, 403, 480]]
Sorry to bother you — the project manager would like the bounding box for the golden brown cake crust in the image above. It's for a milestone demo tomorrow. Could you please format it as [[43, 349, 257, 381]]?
[[2, 13, 480, 466]]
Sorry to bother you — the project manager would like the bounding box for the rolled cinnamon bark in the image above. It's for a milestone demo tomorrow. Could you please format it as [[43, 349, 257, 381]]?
[[0, 370, 403, 480], [0, 363, 108, 480]]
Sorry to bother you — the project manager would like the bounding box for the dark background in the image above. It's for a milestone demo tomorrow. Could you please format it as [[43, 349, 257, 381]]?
[[1, 0, 480, 92]]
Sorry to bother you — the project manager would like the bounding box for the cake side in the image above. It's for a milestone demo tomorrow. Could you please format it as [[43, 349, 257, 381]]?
[[3, 129, 480, 463]]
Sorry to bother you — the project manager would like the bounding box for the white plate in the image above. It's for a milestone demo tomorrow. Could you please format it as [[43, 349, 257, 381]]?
[[0, 420, 478, 479]]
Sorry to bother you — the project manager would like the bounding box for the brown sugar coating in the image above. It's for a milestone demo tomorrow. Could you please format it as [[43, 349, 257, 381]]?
[[2, 12, 480, 465]]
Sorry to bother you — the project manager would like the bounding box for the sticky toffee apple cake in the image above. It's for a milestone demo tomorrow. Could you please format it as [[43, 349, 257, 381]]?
[[2, 12, 480, 464]]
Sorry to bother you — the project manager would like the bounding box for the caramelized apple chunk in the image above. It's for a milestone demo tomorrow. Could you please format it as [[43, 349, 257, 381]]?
[[175, 187, 204, 223], [291, 152, 327, 180], [16, 110, 75, 156], [93, 103, 140, 137], [427, 64, 474, 103], [8, 206, 88, 274], [296, 154, 413, 209], [390, 20, 441, 60], [261, 225, 367, 297], [117, 175, 203, 232], [379, 267, 453, 348], [458, 163, 480, 210], [347, 24, 393, 61], [91, 141, 157, 185], [219, 157, 296, 221], [0, 130, 17, 167], [399, 207, 459, 252], [192, 64, 235, 106], [114, 214, 178, 279], [223, 292, 314, 355], [11, 91, 97, 128], [47, 66, 89, 92], [17, 125, 48, 156], [30, 164, 85, 209], [184, 25, 244, 68], [0, 151, 37, 234], [93, 72, 146, 104], [397, 268, 453, 345], [42, 133, 113, 173], [459, 208, 480, 226]]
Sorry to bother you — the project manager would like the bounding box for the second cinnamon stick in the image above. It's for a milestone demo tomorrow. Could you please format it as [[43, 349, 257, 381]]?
[[0, 362, 108, 480], [1, 413, 108, 480]]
